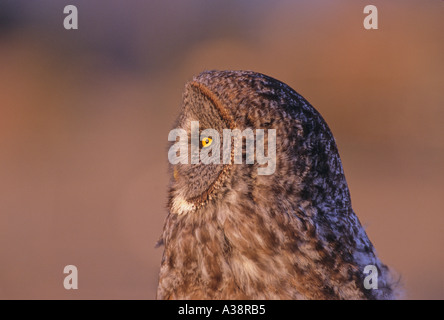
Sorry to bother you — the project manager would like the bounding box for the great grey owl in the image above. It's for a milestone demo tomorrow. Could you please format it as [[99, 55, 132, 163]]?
[[157, 70, 396, 299]]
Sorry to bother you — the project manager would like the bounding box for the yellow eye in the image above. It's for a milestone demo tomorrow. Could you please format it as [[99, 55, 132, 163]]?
[[201, 137, 212, 148]]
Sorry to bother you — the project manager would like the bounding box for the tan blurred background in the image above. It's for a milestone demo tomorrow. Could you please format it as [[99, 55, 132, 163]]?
[[0, 0, 442, 299]]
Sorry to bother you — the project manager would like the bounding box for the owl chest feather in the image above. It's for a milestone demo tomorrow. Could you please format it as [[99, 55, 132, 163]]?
[[158, 200, 373, 300]]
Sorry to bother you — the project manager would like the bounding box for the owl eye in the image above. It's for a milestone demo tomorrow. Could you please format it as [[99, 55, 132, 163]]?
[[201, 137, 212, 148]]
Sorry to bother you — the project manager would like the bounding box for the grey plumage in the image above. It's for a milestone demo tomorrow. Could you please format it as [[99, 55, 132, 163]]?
[[157, 70, 397, 299]]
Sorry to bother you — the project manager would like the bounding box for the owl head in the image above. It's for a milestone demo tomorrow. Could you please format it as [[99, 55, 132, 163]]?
[[166, 70, 347, 218]]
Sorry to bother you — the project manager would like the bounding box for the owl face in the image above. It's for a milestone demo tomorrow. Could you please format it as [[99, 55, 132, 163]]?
[[168, 81, 234, 214]]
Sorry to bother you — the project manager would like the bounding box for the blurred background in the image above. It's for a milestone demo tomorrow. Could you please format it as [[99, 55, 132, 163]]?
[[0, 0, 442, 299]]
